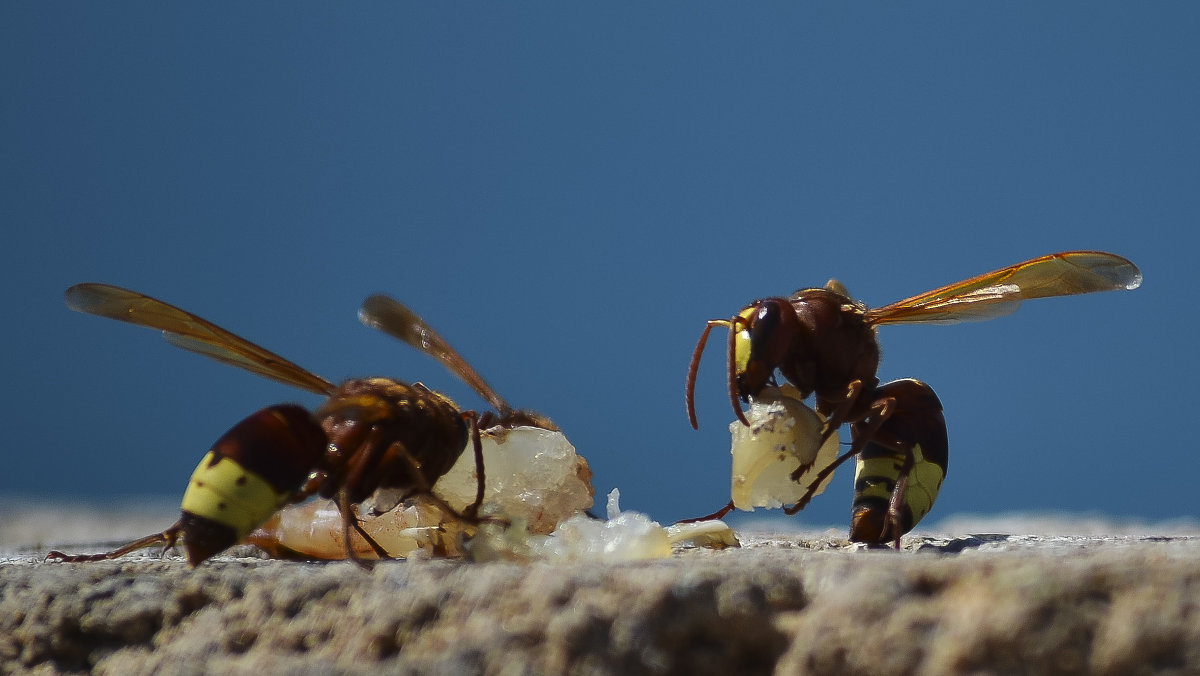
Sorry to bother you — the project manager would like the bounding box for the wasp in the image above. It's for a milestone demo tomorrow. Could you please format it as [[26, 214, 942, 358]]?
[[47, 284, 551, 567], [684, 251, 1142, 547]]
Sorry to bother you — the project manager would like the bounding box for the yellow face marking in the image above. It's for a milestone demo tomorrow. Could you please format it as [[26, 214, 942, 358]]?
[[733, 307, 757, 376], [180, 451, 292, 538]]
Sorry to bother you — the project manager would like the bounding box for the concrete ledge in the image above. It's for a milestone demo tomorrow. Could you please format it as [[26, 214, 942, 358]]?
[[3, 530, 1199, 674]]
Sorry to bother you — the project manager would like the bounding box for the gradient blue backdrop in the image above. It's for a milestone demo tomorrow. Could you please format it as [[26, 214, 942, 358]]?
[[3, 4, 1194, 532]]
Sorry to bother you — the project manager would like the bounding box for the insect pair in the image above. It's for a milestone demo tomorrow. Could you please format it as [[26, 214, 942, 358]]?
[[48, 250, 1141, 565], [47, 284, 551, 567], [685, 251, 1141, 547]]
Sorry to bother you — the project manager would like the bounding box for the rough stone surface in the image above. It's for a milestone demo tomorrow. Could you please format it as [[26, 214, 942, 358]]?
[[3, 530, 1200, 675]]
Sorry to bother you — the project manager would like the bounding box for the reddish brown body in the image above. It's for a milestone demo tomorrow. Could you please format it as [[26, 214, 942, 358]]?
[[726, 289, 941, 545], [214, 404, 328, 495], [848, 379, 947, 544], [685, 251, 1142, 547], [746, 290, 881, 422], [316, 378, 470, 506], [47, 283, 548, 567], [179, 404, 328, 564], [174, 379, 477, 566]]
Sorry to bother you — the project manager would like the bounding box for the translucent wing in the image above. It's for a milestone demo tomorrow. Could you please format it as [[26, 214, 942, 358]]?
[[358, 295, 513, 416], [865, 251, 1142, 325], [65, 283, 336, 395]]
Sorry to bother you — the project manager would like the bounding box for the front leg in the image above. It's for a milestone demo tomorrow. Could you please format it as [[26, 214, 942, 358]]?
[[462, 412, 486, 519], [677, 500, 736, 523], [336, 491, 388, 568], [785, 392, 896, 515], [815, 379, 865, 447], [790, 378, 867, 485]]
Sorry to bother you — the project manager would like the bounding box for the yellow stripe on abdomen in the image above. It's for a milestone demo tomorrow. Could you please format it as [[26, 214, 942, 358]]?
[[905, 444, 945, 524], [853, 443, 946, 527], [854, 454, 902, 502], [180, 451, 292, 539]]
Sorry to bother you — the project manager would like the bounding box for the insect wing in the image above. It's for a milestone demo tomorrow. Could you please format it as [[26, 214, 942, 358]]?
[[358, 295, 511, 415], [65, 283, 336, 395], [865, 251, 1142, 325], [161, 333, 335, 395]]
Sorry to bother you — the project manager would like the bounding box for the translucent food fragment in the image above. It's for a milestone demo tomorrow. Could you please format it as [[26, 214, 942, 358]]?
[[730, 385, 841, 510], [467, 489, 736, 563], [665, 520, 740, 549]]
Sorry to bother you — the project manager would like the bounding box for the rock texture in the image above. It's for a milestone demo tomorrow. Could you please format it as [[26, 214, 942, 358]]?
[[2, 531, 1199, 675]]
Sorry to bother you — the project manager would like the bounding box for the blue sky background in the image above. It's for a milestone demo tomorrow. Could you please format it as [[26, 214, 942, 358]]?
[[3, 4, 1195, 534]]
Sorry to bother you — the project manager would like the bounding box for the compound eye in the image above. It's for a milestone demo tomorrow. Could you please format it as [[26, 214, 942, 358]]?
[[749, 300, 791, 363], [732, 299, 794, 399]]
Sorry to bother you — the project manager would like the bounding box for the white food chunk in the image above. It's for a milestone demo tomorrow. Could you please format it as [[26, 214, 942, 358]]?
[[730, 385, 841, 510], [433, 425, 595, 533]]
